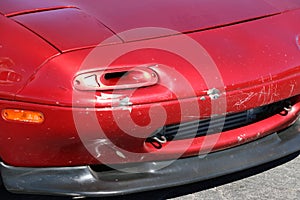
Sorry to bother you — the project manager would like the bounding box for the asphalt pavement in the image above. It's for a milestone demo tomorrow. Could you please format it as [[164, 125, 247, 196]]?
[[1, 151, 299, 200]]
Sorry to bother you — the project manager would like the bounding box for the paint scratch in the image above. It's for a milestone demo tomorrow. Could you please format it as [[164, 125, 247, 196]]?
[[234, 92, 256, 108]]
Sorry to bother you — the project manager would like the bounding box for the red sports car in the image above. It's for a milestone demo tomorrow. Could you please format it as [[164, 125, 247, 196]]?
[[0, 0, 300, 197]]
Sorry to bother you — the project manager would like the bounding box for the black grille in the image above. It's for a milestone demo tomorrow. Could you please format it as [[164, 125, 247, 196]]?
[[148, 99, 291, 142], [164, 112, 247, 140]]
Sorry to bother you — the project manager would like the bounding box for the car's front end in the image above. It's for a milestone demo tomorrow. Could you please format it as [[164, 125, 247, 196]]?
[[0, 0, 300, 197]]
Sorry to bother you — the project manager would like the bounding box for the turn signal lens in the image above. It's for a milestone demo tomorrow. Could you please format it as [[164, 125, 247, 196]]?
[[2, 109, 44, 124], [74, 66, 158, 91]]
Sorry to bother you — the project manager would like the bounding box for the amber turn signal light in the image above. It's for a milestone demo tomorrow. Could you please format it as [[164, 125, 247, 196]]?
[[1, 109, 44, 124]]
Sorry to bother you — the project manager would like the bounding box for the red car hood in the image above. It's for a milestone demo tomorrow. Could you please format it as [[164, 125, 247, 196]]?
[[1, 0, 300, 51]]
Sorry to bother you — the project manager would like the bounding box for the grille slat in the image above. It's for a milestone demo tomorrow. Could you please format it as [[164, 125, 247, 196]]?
[[165, 112, 247, 132], [167, 115, 248, 139], [147, 99, 290, 142]]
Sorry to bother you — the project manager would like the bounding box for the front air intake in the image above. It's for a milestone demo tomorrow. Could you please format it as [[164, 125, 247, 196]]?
[[148, 99, 292, 143]]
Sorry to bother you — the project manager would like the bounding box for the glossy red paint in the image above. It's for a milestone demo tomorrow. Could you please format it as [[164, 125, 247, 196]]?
[[0, 15, 58, 100], [12, 8, 122, 52], [0, 0, 288, 52], [2, 1, 300, 52], [15, 9, 300, 109], [0, 0, 299, 172], [11, 0, 280, 46]]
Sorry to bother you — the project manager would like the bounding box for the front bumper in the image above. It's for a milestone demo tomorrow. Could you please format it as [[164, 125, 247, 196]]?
[[1, 118, 300, 197]]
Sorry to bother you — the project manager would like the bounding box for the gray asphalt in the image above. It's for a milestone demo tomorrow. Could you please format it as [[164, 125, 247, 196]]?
[[1, 151, 299, 200], [171, 152, 300, 200]]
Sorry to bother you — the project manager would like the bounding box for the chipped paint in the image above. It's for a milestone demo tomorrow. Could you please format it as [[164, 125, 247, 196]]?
[[100, 93, 124, 99], [200, 96, 206, 101], [121, 106, 133, 113], [207, 88, 221, 100], [95, 93, 127, 106], [96, 93, 124, 102], [257, 132, 261, 138], [237, 136, 243, 142], [237, 134, 246, 142], [103, 96, 134, 112], [119, 97, 133, 106]]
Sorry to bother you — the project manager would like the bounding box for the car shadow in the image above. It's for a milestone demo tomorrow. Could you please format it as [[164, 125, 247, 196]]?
[[0, 151, 299, 200]]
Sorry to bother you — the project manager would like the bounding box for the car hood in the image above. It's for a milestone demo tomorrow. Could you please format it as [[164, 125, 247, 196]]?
[[1, 0, 300, 52]]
